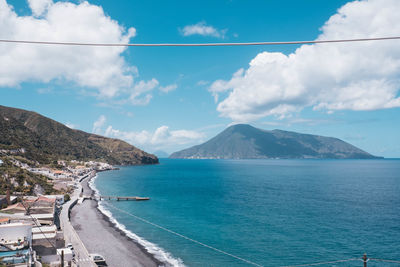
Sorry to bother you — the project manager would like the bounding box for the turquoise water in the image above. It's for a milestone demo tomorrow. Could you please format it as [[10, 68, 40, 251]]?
[[95, 159, 400, 266]]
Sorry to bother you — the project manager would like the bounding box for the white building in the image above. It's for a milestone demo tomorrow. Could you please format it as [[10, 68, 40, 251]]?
[[32, 225, 58, 241], [42, 194, 65, 205], [0, 222, 32, 249], [30, 214, 54, 225]]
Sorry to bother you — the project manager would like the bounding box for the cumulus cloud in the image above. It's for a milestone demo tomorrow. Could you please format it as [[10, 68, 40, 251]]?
[[37, 87, 53, 94], [128, 79, 159, 105], [262, 117, 339, 127], [210, 0, 400, 122], [180, 21, 227, 38], [28, 0, 52, 16], [197, 80, 209, 86], [104, 125, 205, 152], [0, 0, 136, 98], [159, 84, 177, 93], [92, 115, 106, 134], [65, 122, 78, 129]]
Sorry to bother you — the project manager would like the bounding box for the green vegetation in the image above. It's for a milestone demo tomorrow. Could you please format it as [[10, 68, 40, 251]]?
[[170, 124, 380, 159], [0, 105, 159, 196], [64, 193, 71, 202], [0, 105, 158, 165], [0, 157, 58, 195]]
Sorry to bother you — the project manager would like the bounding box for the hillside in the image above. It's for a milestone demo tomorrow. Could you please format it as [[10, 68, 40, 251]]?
[[170, 124, 380, 159], [0, 105, 158, 165]]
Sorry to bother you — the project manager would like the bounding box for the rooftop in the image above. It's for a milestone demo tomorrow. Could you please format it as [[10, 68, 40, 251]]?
[[0, 222, 32, 228], [0, 203, 26, 213], [0, 217, 10, 224]]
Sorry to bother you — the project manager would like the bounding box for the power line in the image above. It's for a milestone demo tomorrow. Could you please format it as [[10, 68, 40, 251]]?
[[103, 202, 400, 267], [103, 201, 263, 267], [0, 36, 399, 47], [20, 200, 58, 250], [369, 258, 400, 264], [86, 201, 400, 267], [280, 258, 360, 267]]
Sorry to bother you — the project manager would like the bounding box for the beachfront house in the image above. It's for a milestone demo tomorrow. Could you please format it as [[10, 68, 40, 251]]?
[[0, 203, 27, 215], [32, 224, 61, 255], [44, 194, 65, 205], [0, 222, 33, 265], [0, 222, 32, 249], [1, 196, 58, 225], [26, 196, 57, 226]]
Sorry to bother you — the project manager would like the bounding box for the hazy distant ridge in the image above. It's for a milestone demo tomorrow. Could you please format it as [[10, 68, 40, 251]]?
[[0, 105, 158, 165], [170, 124, 380, 159]]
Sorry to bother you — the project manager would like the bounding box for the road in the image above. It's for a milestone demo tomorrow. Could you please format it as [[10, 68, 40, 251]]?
[[60, 175, 97, 267]]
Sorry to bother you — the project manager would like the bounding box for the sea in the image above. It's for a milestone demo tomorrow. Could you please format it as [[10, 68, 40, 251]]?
[[92, 159, 400, 266]]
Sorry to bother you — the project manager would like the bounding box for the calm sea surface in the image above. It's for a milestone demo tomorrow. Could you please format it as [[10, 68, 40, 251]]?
[[95, 159, 400, 266]]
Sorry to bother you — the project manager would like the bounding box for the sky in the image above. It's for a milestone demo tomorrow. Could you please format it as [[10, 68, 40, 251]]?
[[1, 0, 400, 157]]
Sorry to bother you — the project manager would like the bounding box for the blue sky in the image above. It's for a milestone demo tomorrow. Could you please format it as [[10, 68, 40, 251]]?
[[1, 0, 399, 157]]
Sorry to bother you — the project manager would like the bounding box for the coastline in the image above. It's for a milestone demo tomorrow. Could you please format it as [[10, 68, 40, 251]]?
[[71, 171, 184, 267]]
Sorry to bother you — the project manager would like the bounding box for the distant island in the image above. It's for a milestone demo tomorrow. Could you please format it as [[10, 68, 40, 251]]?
[[170, 124, 381, 159]]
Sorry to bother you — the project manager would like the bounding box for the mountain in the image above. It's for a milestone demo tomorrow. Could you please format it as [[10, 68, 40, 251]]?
[[170, 124, 381, 159], [0, 105, 158, 165]]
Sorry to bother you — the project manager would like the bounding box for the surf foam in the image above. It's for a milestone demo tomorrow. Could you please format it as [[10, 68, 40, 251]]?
[[88, 174, 185, 267]]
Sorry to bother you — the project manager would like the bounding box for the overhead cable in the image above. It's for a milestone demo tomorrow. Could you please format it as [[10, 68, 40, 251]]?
[[20, 200, 58, 250], [0, 36, 399, 47], [369, 258, 400, 264], [103, 201, 264, 267], [280, 257, 360, 267]]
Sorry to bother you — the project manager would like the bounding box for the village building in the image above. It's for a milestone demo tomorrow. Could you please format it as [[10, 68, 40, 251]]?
[[0, 222, 33, 265], [0, 203, 27, 215]]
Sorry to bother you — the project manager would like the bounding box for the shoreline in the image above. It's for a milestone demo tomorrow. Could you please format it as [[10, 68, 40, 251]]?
[[88, 174, 166, 267], [70, 172, 164, 267], [72, 170, 183, 267]]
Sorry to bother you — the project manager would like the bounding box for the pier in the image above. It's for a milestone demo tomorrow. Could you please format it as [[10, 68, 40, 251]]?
[[99, 196, 150, 201]]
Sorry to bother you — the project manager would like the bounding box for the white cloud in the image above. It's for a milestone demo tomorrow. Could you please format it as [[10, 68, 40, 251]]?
[[128, 78, 159, 105], [159, 84, 177, 93], [37, 87, 53, 94], [197, 80, 209, 86], [65, 122, 78, 129], [92, 115, 106, 134], [210, 0, 400, 122], [122, 111, 134, 117], [28, 0, 52, 17], [104, 125, 205, 152], [180, 21, 227, 38], [0, 0, 136, 98], [262, 117, 338, 127]]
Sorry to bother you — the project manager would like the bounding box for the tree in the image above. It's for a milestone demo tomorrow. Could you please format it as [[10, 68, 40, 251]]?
[[64, 193, 71, 202]]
